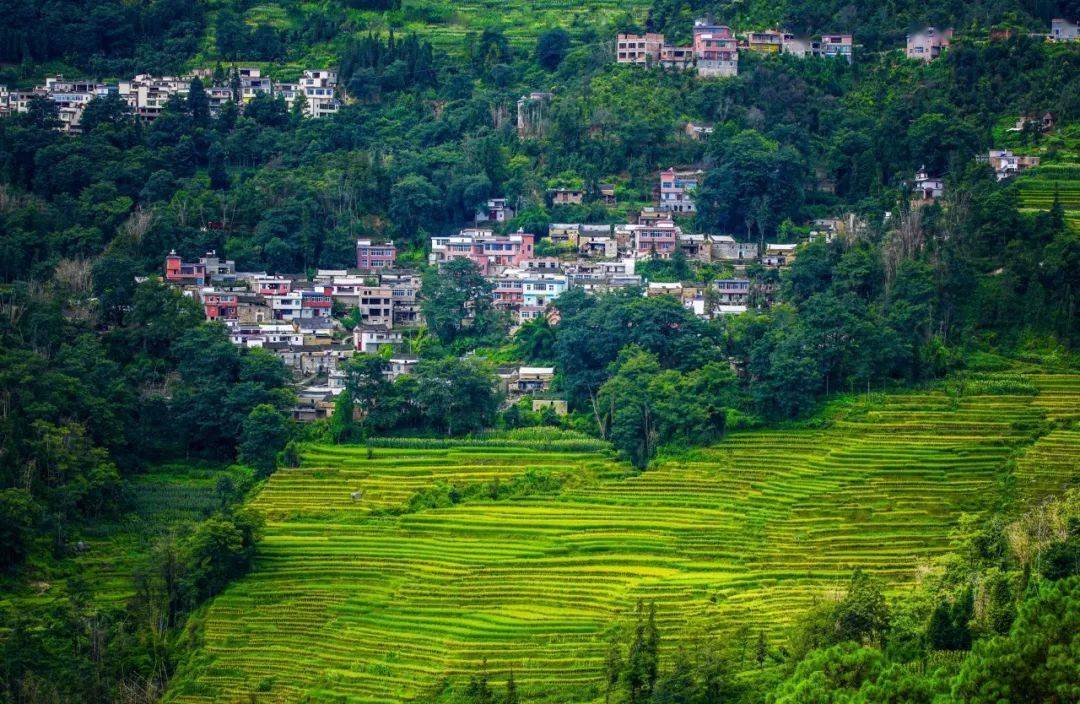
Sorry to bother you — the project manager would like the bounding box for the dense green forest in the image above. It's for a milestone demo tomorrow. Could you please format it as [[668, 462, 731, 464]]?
[[0, 0, 1077, 701]]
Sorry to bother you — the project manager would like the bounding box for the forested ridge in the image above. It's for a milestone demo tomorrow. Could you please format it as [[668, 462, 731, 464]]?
[[0, 0, 1078, 701]]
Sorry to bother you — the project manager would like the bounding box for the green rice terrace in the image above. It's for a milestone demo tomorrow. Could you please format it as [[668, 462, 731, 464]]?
[[166, 370, 1079, 704]]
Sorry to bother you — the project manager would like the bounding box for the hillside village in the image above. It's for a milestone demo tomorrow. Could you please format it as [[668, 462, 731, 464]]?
[[0, 1, 1078, 703], [2, 17, 1077, 131], [0, 13, 1063, 429], [105, 17, 1071, 424]]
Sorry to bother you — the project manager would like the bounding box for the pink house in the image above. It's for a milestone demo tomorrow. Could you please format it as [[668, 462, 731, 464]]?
[[429, 229, 536, 275], [165, 250, 206, 285], [632, 222, 680, 258], [659, 168, 701, 213], [693, 21, 738, 77], [356, 239, 396, 271]]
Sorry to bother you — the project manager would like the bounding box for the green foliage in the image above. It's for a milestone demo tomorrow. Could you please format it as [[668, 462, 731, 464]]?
[[238, 404, 292, 478], [421, 258, 505, 346], [950, 577, 1079, 703], [0, 489, 35, 571], [536, 28, 571, 71]]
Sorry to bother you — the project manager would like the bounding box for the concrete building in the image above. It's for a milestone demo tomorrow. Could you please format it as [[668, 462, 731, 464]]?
[[693, 20, 739, 77], [1050, 18, 1079, 41], [356, 239, 397, 271], [659, 168, 701, 213], [907, 27, 954, 62]]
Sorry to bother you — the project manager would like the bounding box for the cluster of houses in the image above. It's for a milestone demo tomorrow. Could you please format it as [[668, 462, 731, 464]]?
[[615, 18, 856, 76], [0, 67, 340, 132], [159, 199, 826, 419], [616, 18, 1079, 76], [912, 145, 1044, 204]]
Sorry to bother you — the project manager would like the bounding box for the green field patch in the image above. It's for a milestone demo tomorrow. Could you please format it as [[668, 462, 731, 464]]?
[[166, 375, 1078, 703]]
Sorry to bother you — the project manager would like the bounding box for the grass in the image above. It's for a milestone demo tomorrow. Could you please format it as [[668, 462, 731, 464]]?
[[164, 370, 1078, 703]]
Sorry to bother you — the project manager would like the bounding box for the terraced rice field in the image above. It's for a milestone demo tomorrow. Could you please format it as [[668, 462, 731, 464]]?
[[1014, 162, 1080, 232], [167, 374, 1079, 704]]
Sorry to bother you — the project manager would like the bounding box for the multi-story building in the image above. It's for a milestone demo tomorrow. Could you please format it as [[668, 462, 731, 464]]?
[[906, 27, 953, 62], [745, 30, 787, 53], [818, 34, 854, 62], [913, 168, 944, 201], [616, 33, 666, 64], [119, 74, 190, 119], [677, 233, 711, 260], [493, 270, 568, 323], [201, 290, 239, 321], [269, 291, 303, 321], [251, 275, 293, 297], [43, 76, 113, 132], [566, 259, 641, 290], [356, 239, 396, 271], [631, 221, 680, 258], [358, 286, 394, 328], [429, 229, 536, 274], [493, 276, 525, 312], [165, 250, 207, 286], [714, 278, 751, 305], [693, 21, 739, 77], [548, 223, 581, 247], [659, 168, 701, 213], [382, 271, 422, 327], [199, 250, 237, 283], [762, 243, 798, 267], [659, 44, 695, 69], [520, 275, 568, 321], [354, 326, 403, 353], [298, 69, 340, 117], [300, 290, 334, 320], [236, 67, 273, 103]]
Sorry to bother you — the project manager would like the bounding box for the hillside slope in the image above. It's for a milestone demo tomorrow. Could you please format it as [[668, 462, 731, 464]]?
[[165, 370, 1078, 704]]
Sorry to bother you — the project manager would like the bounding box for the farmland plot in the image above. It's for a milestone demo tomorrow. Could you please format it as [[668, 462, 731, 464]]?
[[167, 374, 1078, 703]]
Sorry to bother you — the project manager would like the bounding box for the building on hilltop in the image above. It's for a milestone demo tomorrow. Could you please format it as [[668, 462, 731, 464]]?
[[982, 149, 1041, 181], [166, 250, 236, 286], [906, 27, 954, 62]]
